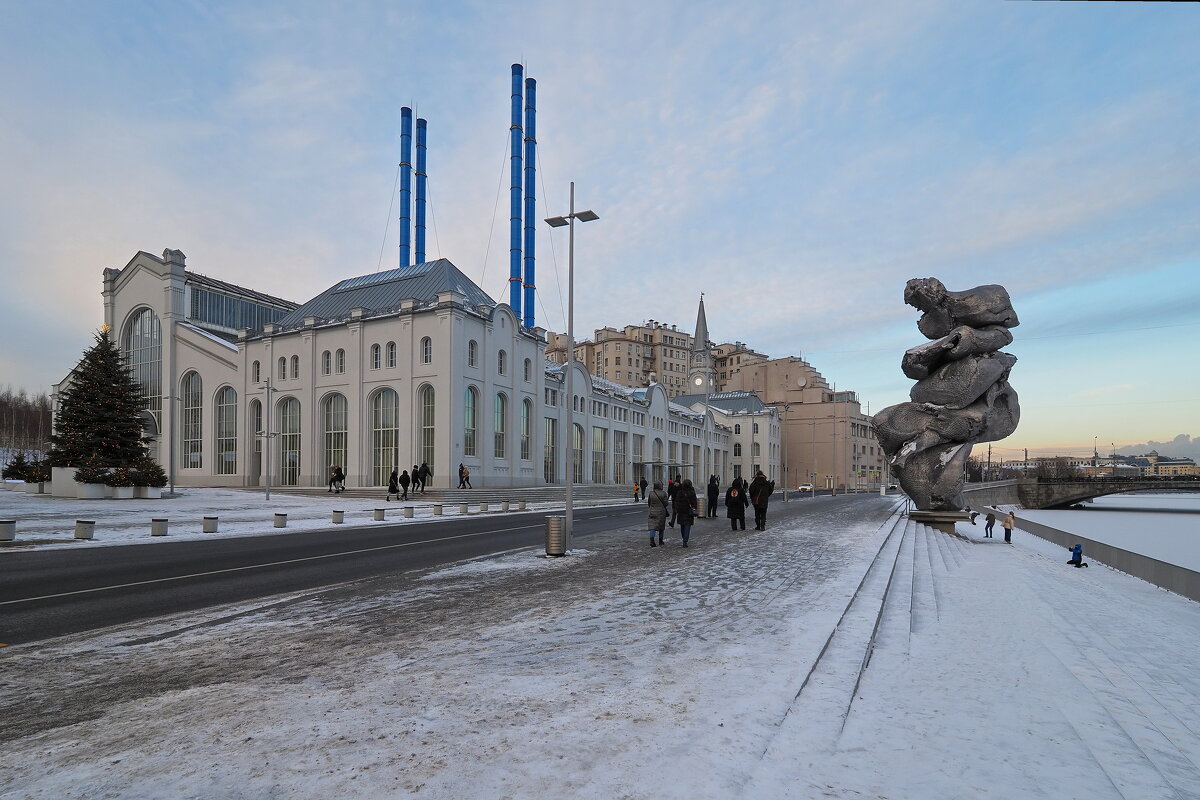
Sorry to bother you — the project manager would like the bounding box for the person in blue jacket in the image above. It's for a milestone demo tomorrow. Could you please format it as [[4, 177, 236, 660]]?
[[1067, 543, 1088, 568]]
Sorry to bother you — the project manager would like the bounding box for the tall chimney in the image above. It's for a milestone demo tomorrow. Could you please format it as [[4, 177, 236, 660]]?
[[399, 107, 413, 268], [509, 64, 524, 316], [415, 117, 428, 264], [522, 77, 537, 329]]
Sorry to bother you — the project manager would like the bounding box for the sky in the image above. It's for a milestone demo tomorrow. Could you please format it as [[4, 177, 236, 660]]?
[[1, 1, 1197, 462]]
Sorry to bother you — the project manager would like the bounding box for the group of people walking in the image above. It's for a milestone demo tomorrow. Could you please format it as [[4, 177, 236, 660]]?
[[386, 462, 431, 501], [644, 470, 777, 548], [981, 510, 1016, 543]]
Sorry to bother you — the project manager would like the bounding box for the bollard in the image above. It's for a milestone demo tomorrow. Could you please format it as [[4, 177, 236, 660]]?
[[459, 503, 468, 515], [518, 501, 527, 511], [545, 515, 566, 557], [403, 506, 414, 519], [696, 497, 707, 518], [374, 508, 386, 521], [480, 503, 489, 513], [501, 500, 510, 512], [332, 510, 344, 524], [75, 520, 95, 540], [151, 518, 168, 537], [274, 512, 287, 528], [202, 516, 219, 534], [0, 520, 15, 541], [433, 504, 443, 516]]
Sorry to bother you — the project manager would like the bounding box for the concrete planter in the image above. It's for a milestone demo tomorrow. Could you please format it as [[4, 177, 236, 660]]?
[[403, 506, 414, 518], [111, 486, 136, 500], [151, 518, 169, 536], [77, 482, 106, 500], [75, 520, 95, 539], [203, 516, 219, 533], [23, 482, 46, 494], [136, 486, 163, 499], [0, 521, 15, 541], [273, 513, 287, 528]]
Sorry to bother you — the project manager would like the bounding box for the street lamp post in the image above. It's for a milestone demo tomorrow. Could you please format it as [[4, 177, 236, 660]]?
[[545, 182, 598, 552], [163, 393, 180, 496], [778, 402, 791, 501], [257, 378, 278, 502]]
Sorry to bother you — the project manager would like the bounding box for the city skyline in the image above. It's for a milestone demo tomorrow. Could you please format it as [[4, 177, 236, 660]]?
[[2, 2, 1197, 461]]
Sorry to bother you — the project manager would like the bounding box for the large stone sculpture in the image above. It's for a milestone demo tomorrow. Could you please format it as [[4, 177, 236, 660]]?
[[873, 278, 1020, 511]]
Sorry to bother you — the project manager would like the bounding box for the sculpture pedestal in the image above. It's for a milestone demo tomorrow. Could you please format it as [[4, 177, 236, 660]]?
[[909, 510, 972, 536]]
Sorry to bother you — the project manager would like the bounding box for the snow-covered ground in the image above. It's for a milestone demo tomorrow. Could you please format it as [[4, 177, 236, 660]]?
[[3, 497, 1199, 799], [1018, 492, 1200, 572], [0, 486, 627, 549]]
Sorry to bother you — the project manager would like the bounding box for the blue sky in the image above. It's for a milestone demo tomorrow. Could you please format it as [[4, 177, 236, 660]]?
[[2, 1, 1197, 460]]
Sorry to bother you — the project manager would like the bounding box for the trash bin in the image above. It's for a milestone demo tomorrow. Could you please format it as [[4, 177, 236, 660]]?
[[75, 520, 95, 540], [332, 510, 344, 524], [696, 497, 707, 518], [274, 512, 287, 528], [203, 516, 218, 533], [545, 515, 566, 557], [0, 520, 15, 541], [151, 518, 169, 536], [374, 508, 386, 521]]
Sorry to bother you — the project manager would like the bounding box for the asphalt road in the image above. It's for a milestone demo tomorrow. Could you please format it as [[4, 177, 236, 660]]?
[[0, 493, 883, 646]]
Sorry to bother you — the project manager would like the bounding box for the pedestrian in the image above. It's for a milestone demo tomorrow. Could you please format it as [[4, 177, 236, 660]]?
[[458, 463, 467, 489], [462, 466, 471, 489], [1002, 511, 1015, 544], [676, 478, 699, 547], [386, 469, 400, 501], [667, 476, 679, 528], [412, 464, 421, 493], [632, 481, 641, 503], [399, 469, 411, 501], [1067, 543, 1089, 568], [749, 470, 775, 531], [725, 478, 749, 531], [647, 481, 670, 547], [419, 461, 431, 493], [328, 464, 339, 493], [707, 475, 720, 518], [984, 512, 995, 538], [965, 506, 978, 525], [333, 466, 346, 493], [640, 476, 648, 500]]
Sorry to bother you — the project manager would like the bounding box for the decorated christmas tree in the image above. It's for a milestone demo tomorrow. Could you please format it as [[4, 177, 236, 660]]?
[[49, 327, 150, 470]]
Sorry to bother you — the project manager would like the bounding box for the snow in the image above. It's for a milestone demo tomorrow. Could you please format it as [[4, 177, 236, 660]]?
[[2, 496, 1199, 799], [1019, 492, 1200, 572]]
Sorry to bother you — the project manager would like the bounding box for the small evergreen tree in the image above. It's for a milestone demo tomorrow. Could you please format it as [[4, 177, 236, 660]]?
[[2, 451, 30, 480], [49, 328, 149, 470]]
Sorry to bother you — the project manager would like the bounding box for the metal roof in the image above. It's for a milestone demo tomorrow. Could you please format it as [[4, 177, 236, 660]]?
[[674, 391, 768, 415], [185, 271, 298, 310], [275, 259, 496, 328]]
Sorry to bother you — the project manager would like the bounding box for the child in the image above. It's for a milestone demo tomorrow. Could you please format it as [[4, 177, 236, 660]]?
[[1067, 543, 1089, 568]]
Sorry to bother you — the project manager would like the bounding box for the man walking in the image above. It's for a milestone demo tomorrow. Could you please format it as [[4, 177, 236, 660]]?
[[707, 475, 720, 518], [749, 470, 775, 531]]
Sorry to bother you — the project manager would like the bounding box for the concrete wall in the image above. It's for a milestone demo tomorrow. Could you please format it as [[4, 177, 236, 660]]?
[[984, 506, 1200, 604], [960, 479, 1020, 507]]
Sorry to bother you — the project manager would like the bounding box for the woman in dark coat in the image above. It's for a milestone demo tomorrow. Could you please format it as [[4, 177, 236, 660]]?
[[386, 469, 400, 501], [675, 478, 699, 547], [646, 481, 670, 547], [749, 471, 775, 530], [706, 475, 719, 518], [725, 478, 749, 530], [399, 469, 411, 501]]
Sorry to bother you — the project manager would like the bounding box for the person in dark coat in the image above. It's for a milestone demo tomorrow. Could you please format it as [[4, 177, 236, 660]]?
[[419, 462, 431, 493], [412, 464, 422, 493], [332, 466, 346, 493], [667, 477, 679, 528], [725, 478, 749, 530], [647, 481, 670, 547], [984, 512, 996, 538], [399, 469, 411, 501], [706, 475, 720, 518], [386, 469, 400, 501], [640, 476, 648, 499], [328, 464, 339, 493], [749, 471, 775, 530], [675, 478, 699, 547]]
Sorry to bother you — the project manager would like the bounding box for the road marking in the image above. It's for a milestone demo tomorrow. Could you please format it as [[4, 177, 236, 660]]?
[[0, 523, 546, 607]]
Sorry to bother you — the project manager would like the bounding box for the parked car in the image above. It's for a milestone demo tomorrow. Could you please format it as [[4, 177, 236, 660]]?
[[887, 483, 898, 491], [797, 483, 814, 492]]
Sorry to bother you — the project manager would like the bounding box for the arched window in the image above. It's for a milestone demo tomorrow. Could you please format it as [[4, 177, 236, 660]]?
[[323, 393, 348, 479], [463, 386, 478, 457], [278, 397, 301, 485], [497, 349, 507, 375], [752, 442, 761, 457], [370, 344, 381, 370], [419, 384, 436, 471], [335, 349, 346, 374], [181, 371, 202, 468], [290, 355, 299, 379], [734, 443, 742, 457], [543, 417, 558, 483], [321, 351, 331, 376], [523, 358, 532, 382], [252, 360, 261, 384], [249, 398, 262, 465], [370, 388, 399, 485], [215, 386, 237, 475], [753, 422, 760, 434], [468, 340, 478, 367], [421, 337, 432, 364], [734, 424, 741, 434], [494, 393, 507, 458], [122, 307, 162, 430], [521, 398, 532, 460], [386, 341, 397, 368], [573, 423, 585, 484], [278, 357, 286, 380]]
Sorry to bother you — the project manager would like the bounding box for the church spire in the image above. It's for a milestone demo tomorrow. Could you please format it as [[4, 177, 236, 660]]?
[[688, 293, 715, 392]]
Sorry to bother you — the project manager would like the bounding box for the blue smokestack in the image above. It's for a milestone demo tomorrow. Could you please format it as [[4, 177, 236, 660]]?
[[522, 77, 537, 329], [415, 117, 428, 264], [509, 64, 524, 316], [399, 107, 413, 268]]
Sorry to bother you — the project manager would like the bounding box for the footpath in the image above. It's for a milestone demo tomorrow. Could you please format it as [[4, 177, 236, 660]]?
[[1, 495, 1198, 799]]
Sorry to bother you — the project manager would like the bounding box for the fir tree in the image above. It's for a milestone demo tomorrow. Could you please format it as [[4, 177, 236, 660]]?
[[49, 328, 149, 469]]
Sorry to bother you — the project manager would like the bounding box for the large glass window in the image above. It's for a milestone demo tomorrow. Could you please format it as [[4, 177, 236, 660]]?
[[543, 417, 557, 483], [614, 430, 627, 485], [592, 427, 607, 484], [122, 308, 162, 430], [187, 286, 288, 331], [573, 424, 585, 484], [370, 389, 399, 485], [419, 385, 436, 472], [278, 397, 301, 485], [464, 386, 478, 457], [323, 393, 348, 479], [632, 434, 644, 482], [653, 438, 664, 484], [521, 399, 532, 460], [181, 371, 202, 468], [215, 386, 237, 475], [493, 393, 507, 458], [734, 443, 742, 456], [249, 399, 262, 465]]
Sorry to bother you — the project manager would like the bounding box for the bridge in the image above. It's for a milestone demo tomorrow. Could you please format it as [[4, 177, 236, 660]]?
[[961, 476, 1200, 509]]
